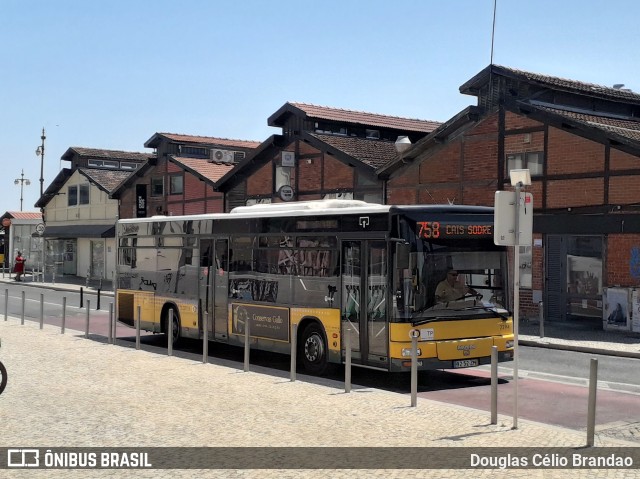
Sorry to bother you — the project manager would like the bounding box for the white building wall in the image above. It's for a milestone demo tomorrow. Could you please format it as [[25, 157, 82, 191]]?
[[77, 239, 91, 278]]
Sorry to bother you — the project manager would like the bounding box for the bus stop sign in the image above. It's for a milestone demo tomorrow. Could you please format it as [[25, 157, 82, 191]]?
[[494, 191, 533, 246]]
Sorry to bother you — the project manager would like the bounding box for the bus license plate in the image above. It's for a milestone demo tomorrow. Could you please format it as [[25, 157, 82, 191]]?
[[453, 359, 479, 368]]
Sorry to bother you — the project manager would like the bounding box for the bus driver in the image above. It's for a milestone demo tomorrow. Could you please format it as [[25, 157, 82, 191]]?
[[435, 269, 478, 303]]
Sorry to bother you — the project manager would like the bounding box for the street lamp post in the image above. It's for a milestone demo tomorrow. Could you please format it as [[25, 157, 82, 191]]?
[[14, 170, 31, 211], [35, 127, 46, 198]]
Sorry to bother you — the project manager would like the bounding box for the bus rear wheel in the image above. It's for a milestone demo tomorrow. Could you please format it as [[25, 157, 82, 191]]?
[[300, 323, 328, 375]]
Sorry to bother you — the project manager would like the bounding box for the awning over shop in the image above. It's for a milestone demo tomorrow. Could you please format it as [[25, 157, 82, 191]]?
[[39, 224, 115, 239]]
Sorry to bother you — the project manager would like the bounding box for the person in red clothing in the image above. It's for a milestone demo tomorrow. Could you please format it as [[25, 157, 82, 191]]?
[[14, 251, 25, 282]]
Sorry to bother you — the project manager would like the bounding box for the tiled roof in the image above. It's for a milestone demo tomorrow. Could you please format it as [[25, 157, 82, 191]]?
[[67, 147, 153, 162], [532, 105, 640, 143], [157, 133, 261, 149], [169, 156, 235, 183], [289, 102, 441, 133], [461, 65, 640, 104], [78, 168, 136, 194], [496, 65, 640, 103], [309, 133, 398, 169], [4, 211, 42, 220]]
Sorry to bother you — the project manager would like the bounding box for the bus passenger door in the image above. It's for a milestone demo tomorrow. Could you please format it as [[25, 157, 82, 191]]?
[[199, 238, 229, 341], [341, 240, 388, 369]]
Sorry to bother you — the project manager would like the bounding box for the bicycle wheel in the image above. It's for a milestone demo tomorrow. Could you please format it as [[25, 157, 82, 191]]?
[[0, 360, 7, 396]]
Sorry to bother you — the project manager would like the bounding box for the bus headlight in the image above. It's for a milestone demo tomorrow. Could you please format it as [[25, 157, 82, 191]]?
[[401, 348, 421, 357], [506, 340, 514, 349]]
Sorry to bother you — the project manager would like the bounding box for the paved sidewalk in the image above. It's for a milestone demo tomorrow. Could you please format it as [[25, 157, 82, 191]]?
[[0, 315, 638, 478], [1, 274, 639, 359]]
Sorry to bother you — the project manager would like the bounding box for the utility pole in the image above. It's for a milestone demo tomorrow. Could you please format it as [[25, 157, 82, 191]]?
[[36, 127, 46, 197], [14, 170, 31, 211]]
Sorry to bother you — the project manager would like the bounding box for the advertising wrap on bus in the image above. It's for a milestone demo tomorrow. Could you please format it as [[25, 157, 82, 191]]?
[[115, 200, 513, 376]]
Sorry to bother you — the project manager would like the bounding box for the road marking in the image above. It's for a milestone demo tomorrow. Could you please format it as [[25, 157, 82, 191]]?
[[475, 365, 640, 396]]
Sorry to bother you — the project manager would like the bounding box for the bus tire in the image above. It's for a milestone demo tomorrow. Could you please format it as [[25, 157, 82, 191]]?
[[164, 306, 181, 347], [0, 360, 7, 396], [300, 323, 328, 375]]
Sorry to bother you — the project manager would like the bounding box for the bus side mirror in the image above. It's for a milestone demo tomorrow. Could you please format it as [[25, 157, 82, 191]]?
[[395, 242, 409, 270]]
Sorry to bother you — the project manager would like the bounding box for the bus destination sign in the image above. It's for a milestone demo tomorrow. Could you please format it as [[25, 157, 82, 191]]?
[[417, 221, 493, 239]]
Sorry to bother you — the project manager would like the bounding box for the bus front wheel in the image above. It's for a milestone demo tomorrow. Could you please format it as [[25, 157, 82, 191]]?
[[301, 323, 328, 375]]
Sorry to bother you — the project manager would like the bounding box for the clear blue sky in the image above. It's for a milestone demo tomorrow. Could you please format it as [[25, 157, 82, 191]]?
[[1, 0, 638, 213]]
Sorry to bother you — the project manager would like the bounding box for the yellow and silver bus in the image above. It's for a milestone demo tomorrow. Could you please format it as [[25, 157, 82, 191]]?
[[116, 200, 513, 374]]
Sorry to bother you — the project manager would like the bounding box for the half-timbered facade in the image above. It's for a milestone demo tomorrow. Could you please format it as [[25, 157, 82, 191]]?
[[383, 65, 640, 329], [216, 102, 441, 211], [114, 133, 260, 218]]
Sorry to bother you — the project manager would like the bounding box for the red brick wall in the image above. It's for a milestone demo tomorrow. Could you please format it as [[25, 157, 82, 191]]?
[[298, 152, 322, 191], [609, 175, 640, 205], [547, 127, 604, 174], [546, 178, 604, 208], [323, 155, 353, 189], [462, 136, 499, 184], [504, 131, 544, 154], [419, 143, 461, 184], [388, 187, 418, 205], [184, 174, 205, 201], [607, 234, 640, 287], [247, 162, 273, 195], [610, 147, 639, 170], [504, 111, 543, 130]]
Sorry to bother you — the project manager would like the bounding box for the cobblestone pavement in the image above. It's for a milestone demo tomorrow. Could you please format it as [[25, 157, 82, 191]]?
[[1, 317, 638, 479]]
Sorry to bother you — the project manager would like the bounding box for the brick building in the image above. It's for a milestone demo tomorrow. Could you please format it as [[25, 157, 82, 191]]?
[[216, 102, 441, 210], [381, 65, 640, 329], [113, 133, 261, 218]]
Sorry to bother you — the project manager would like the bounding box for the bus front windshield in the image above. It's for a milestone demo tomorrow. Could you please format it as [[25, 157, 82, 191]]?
[[394, 238, 509, 321]]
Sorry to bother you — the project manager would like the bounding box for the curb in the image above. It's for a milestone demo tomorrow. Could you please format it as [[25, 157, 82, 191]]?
[[520, 339, 640, 359]]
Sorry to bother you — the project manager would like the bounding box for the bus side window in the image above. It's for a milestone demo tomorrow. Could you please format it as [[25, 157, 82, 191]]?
[[216, 240, 228, 271]]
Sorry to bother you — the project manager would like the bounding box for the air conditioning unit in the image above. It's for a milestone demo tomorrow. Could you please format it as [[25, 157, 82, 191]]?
[[210, 149, 235, 163]]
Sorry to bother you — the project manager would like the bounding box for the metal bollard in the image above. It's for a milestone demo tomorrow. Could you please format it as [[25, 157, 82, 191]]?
[[539, 301, 545, 338], [85, 300, 91, 338], [243, 317, 250, 372], [202, 311, 209, 364], [4, 289, 8, 321], [136, 305, 141, 350], [491, 346, 498, 424], [61, 297, 67, 334], [79, 287, 84, 309], [410, 330, 419, 407], [167, 308, 174, 357], [39, 293, 44, 329], [97, 289, 101, 311], [109, 303, 114, 345], [290, 323, 297, 381], [587, 358, 598, 446], [21, 291, 25, 325], [345, 327, 352, 393]]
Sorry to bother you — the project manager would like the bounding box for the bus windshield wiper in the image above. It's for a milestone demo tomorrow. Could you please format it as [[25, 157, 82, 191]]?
[[411, 316, 460, 327], [449, 304, 511, 320]]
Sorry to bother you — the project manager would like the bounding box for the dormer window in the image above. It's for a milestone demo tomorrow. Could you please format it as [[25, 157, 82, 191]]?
[[87, 159, 119, 169], [365, 129, 380, 139]]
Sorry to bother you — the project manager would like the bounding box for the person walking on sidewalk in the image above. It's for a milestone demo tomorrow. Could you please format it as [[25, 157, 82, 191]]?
[[13, 251, 25, 282]]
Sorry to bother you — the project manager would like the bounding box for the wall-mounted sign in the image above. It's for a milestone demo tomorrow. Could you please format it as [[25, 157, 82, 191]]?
[[35, 223, 45, 236], [281, 151, 296, 167], [136, 184, 147, 218], [278, 185, 295, 201]]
